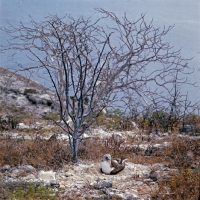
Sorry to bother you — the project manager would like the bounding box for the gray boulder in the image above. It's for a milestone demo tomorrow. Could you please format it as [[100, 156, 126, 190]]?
[[10, 169, 25, 178], [95, 180, 112, 189], [149, 170, 161, 182], [50, 180, 60, 187], [18, 165, 36, 173], [26, 93, 52, 106], [1, 165, 11, 173]]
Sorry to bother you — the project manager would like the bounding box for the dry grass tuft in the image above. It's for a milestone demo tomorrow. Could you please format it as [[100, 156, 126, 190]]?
[[0, 135, 71, 170], [153, 169, 200, 200]]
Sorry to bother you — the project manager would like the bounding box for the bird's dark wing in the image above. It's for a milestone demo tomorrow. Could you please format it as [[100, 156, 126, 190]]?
[[110, 165, 125, 175], [111, 159, 121, 168]]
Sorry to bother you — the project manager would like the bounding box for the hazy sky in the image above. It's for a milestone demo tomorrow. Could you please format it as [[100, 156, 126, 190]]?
[[0, 0, 200, 100]]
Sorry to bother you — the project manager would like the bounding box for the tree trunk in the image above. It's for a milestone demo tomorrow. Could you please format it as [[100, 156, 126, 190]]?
[[72, 138, 79, 162]]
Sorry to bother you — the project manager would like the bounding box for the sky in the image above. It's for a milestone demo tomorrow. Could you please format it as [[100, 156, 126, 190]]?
[[0, 0, 200, 103]]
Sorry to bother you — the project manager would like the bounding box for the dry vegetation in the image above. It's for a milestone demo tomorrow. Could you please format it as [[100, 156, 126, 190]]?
[[0, 136, 71, 170], [0, 106, 200, 199], [0, 131, 200, 199]]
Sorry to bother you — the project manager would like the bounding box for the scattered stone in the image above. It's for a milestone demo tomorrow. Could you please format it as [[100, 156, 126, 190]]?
[[101, 187, 111, 195], [10, 169, 26, 178], [91, 196, 106, 200], [23, 174, 36, 180], [26, 93, 52, 106], [113, 133, 123, 142], [145, 146, 157, 156], [50, 180, 60, 187], [65, 169, 74, 177], [18, 165, 36, 173], [12, 132, 19, 138], [149, 171, 160, 182], [57, 133, 69, 141], [95, 180, 112, 189], [38, 170, 56, 182], [1, 165, 11, 173], [18, 123, 30, 129], [127, 195, 139, 200], [37, 165, 44, 171]]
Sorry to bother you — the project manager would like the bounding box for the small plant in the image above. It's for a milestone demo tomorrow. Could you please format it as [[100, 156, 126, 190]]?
[[6, 115, 21, 129], [94, 111, 126, 130], [156, 169, 200, 200], [4, 184, 59, 200], [24, 88, 37, 95], [0, 115, 21, 130], [43, 112, 59, 121]]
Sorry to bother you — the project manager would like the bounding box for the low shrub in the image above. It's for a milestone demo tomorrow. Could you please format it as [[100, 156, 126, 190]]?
[[24, 88, 37, 95], [155, 169, 200, 200], [43, 112, 59, 121], [4, 184, 59, 200], [0, 115, 21, 130]]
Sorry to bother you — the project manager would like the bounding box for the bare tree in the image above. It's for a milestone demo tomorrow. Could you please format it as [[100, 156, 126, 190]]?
[[0, 9, 193, 161]]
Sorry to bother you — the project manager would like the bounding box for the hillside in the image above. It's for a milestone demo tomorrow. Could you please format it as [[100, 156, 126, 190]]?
[[0, 67, 57, 118]]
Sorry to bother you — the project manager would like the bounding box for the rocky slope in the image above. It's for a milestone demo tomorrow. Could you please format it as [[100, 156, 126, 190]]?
[[0, 67, 57, 117]]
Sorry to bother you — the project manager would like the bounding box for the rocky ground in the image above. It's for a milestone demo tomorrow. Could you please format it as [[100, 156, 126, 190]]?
[[1, 125, 199, 199], [0, 159, 156, 199], [0, 129, 168, 200]]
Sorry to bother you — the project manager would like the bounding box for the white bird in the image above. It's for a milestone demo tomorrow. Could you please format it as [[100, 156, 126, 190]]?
[[101, 154, 127, 175]]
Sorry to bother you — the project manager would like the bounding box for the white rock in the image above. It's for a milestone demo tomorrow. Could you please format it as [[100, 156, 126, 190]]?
[[40, 94, 51, 100], [12, 133, 19, 138], [23, 135, 32, 140], [82, 133, 89, 138], [130, 121, 139, 130], [92, 128, 112, 138], [38, 170, 56, 182], [35, 122, 43, 126], [65, 169, 74, 177], [57, 133, 69, 140], [18, 123, 30, 129], [126, 163, 150, 178]]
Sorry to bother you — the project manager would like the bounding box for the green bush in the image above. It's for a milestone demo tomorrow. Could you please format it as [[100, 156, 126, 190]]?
[[4, 184, 59, 200]]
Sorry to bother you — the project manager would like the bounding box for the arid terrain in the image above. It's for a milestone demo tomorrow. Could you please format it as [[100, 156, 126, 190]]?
[[0, 68, 200, 200]]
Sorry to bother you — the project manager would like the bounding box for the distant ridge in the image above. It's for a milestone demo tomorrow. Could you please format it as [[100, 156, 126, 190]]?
[[0, 67, 57, 117]]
